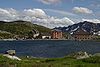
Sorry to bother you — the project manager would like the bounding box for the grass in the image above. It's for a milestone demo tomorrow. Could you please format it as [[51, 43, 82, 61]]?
[[0, 55, 100, 67]]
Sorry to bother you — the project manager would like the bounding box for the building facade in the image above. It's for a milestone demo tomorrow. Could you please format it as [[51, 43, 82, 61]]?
[[72, 28, 93, 41], [51, 29, 63, 39], [42, 36, 51, 39]]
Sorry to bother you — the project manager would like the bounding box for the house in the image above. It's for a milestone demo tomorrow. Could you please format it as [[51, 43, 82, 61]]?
[[42, 36, 51, 39], [72, 28, 93, 41], [51, 29, 63, 39], [41, 33, 51, 39]]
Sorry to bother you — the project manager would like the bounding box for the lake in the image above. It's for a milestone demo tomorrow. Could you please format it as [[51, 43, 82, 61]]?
[[0, 40, 100, 58]]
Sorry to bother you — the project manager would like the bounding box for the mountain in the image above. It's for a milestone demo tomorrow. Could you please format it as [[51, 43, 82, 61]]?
[[54, 21, 100, 34], [0, 20, 51, 39]]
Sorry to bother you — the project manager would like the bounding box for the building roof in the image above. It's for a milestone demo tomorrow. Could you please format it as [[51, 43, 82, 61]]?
[[41, 33, 51, 36], [73, 28, 91, 35], [52, 29, 62, 32]]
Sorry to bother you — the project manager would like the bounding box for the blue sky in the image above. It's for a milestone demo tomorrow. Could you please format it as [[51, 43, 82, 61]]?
[[0, 0, 99, 11], [0, 0, 100, 28]]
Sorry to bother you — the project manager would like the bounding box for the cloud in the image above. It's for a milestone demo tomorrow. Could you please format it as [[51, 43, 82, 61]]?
[[44, 9, 76, 16], [32, 17, 74, 28], [0, 8, 19, 21], [24, 9, 47, 18], [73, 7, 93, 14], [39, 0, 61, 5], [0, 8, 74, 28], [82, 19, 100, 23]]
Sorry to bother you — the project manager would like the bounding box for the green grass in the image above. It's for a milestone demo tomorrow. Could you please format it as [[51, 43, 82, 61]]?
[[0, 55, 100, 67]]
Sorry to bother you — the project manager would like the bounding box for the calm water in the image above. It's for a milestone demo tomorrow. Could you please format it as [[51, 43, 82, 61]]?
[[0, 40, 100, 58]]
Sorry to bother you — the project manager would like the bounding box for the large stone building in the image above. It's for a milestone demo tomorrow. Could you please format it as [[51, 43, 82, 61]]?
[[51, 29, 63, 39], [72, 28, 93, 41]]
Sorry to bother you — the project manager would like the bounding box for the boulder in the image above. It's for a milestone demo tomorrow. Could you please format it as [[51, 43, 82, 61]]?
[[5, 50, 15, 56], [69, 51, 90, 59]]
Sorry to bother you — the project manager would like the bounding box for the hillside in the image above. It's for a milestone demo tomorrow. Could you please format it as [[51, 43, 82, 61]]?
[[0, 20, 51, 38]]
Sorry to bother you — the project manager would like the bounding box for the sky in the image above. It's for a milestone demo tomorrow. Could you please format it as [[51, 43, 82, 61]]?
[[0, 0, 100, 28]]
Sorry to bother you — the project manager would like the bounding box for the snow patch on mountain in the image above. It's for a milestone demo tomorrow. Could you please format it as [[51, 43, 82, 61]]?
[[54, 21, 100, 35], [71, 26, 79, 31]]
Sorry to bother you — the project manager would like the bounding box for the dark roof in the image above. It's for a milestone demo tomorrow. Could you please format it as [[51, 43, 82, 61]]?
[[52, 29, 62, 32], [73, 28, 91, 35]]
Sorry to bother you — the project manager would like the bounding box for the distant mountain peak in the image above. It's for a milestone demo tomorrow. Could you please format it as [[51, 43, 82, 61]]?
[[54, 21, 100, 34]]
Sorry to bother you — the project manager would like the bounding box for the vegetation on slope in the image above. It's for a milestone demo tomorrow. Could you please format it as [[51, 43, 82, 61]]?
[[0, 20, 51, 38], [0, 32, 13, 39]]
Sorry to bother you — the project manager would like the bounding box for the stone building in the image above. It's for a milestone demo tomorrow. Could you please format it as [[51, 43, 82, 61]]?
[[51, 29, 63, 39], [72, 28, 93, 41]]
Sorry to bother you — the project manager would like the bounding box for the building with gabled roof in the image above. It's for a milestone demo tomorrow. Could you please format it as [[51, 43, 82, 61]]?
[[72, 28, 93, 41], [51, 29, 63, 39]]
